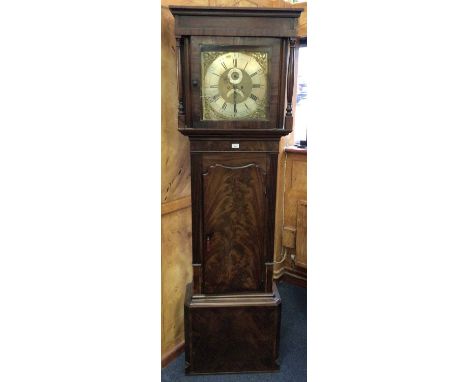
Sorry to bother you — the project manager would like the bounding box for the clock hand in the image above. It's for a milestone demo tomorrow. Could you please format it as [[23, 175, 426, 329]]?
[[234, 89, 237, 114], [226, 88, 244, 98]]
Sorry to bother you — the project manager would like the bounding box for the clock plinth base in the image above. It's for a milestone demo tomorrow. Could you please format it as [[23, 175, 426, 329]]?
[[184, 282, 282, 375]]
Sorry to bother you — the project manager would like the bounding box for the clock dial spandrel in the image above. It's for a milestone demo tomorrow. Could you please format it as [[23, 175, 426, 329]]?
[[201, 50, 269, 121]]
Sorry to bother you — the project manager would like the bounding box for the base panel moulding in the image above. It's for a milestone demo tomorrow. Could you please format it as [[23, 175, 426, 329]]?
[[184, 282, 282, 375]]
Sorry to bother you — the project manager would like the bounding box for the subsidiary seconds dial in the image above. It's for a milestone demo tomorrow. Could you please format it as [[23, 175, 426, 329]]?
[[201, 51, 268, 120]]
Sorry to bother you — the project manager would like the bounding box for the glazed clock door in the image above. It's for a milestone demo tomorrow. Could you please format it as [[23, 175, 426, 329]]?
[[202, 154, 267, 294], [190, 36, 284, 129]]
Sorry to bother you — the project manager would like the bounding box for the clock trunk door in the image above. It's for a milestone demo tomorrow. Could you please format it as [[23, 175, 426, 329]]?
[[202, 154, 267, 294]]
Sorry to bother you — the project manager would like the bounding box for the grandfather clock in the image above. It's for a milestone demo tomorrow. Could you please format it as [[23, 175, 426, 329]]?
[[169, 6, 303, 374]]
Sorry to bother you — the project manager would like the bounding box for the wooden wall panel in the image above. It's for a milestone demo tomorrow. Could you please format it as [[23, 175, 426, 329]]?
[[274, 151, 307, 281], [293, 2, 307, 38], [161, 2, 194, 361], [161, 207, 192, 355], [161, 6, 191, 203], [295, 199, 307, 268]]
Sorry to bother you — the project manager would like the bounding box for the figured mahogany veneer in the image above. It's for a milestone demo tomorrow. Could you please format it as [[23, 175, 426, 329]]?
[[189, 149, 278, 296], [202, 158, 267, 294]]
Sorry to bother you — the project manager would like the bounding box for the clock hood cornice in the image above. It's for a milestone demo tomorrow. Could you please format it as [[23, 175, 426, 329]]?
[[170, 6, 303, 38], [169, 6, 303, 18]]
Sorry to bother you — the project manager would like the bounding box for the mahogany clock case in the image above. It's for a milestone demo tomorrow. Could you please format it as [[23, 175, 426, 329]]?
[[169, 6, 303, 375]]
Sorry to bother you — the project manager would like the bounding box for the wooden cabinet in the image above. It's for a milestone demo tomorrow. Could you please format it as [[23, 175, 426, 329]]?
[[279, 148, 307, 284], [170, 5, 302, 374]]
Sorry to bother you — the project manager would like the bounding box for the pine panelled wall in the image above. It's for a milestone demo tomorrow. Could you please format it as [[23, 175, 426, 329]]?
[[274, 148, 307, 285], [161, 0, 307, 365]]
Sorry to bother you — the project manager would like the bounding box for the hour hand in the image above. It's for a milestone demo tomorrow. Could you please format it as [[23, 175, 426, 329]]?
[[226, 88, 244, 98]]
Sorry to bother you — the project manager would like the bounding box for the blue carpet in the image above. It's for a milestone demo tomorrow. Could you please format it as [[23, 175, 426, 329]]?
[[162, 282, 307, 381]]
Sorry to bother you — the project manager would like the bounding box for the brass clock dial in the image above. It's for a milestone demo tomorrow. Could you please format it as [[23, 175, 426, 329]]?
[[201, 51, 268, 121]]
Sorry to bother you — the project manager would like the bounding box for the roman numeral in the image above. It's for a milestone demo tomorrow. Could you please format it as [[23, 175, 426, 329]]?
[[244, 60, 250, 70], [234, 103, 237, 113], [233, 58, 237, 67], [244, 103, 250, 110], [210, 71, 220, 77], [210, 94, 220, 103], [221, 61, 228, 70], [249, 94, 258, 101], [250, 71, 258, 77], [209, 85, 218, 88], [222, 102, 227, 110]]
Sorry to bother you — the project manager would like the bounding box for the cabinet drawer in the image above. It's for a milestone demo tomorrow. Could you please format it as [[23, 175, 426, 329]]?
[[190, 140, 279, 153]]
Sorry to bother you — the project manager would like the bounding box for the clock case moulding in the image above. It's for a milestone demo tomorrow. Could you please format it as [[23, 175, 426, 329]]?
[[169, 6, 303, 375]]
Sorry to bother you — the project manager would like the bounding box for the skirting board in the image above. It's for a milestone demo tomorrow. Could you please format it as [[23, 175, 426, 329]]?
[[274, 269, 306, 288], [162, 340, 185, 368]]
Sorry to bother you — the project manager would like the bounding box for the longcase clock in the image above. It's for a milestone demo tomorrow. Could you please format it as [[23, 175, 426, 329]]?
[[169, 6, 303, 375]]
